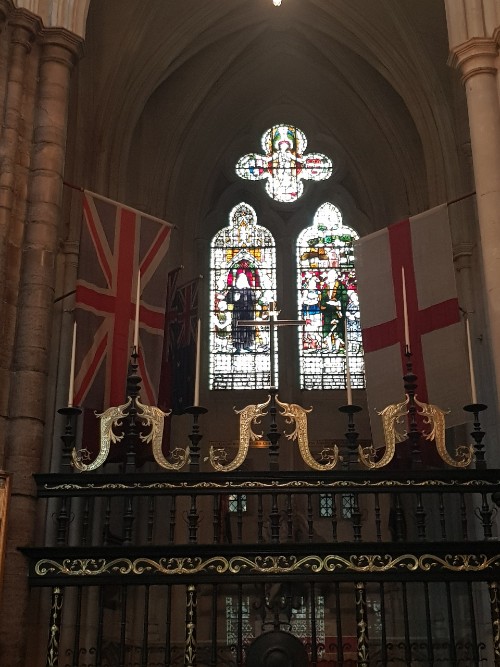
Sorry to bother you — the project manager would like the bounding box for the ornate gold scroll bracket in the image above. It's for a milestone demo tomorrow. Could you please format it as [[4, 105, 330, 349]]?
[[359, 395, 474, 469], [72, 398, 132, 472], [358, 396, 408, 469], [415, 397, 473, 468], [207, 396, 271, 472], [276, 396, 339, 470], [136, 399, 189, 470]]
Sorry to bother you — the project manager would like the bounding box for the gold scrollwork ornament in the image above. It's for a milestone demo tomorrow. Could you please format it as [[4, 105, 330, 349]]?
[[71, 398, 132, 472], [414, 397, 473, 468], [275, 396, 339, 470], [358, 396, 409, 469], [136, 398, 189, 470], [208, 396, 271, 472]]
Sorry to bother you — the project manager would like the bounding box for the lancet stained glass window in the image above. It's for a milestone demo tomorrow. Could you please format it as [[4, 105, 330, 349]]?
[[210, 203, 277, 390], [236, 124, 333, 203], [297, 202, 365, 390]]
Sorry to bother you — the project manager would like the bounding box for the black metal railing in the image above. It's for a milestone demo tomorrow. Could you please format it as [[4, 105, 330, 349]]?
[[23, 467, 500, 667]]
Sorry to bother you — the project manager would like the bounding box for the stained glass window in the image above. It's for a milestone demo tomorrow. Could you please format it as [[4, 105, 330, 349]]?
[[297, 202, 365, 390], [236, 124, 333, 203], [210, 203, 277, 390]]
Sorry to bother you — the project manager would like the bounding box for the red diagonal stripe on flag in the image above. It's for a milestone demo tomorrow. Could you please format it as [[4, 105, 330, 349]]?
[[83, 195, 112, 288], [140, 225, 171, 276], [74, 330, 108, 407]]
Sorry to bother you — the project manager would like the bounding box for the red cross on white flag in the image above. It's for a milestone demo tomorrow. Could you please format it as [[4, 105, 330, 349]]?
[[74, 191, 173, 409], [355, 205, 471, 448]]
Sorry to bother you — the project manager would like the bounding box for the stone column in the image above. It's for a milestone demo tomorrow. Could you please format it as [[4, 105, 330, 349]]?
[[448, 36, 500, 414], [0, 1, 14, 123], [0, 13, 40, 467], [0, 28, 83, 667]]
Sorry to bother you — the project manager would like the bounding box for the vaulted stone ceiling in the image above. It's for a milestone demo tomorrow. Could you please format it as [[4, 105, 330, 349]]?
[[62, 0, 468, 243]]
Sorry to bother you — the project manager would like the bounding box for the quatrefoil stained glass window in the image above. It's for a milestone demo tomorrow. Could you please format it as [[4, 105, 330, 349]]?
[[236, 124, 333, 203]]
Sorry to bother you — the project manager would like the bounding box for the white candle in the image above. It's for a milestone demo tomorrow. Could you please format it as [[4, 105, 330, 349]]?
[[133, 272, 141, 351], [401, 267, 411, 354], [465, 317, 477, 403], [68, 321, 77, 407], [194, 318, 201, 406], [345, 321, 352, 405]]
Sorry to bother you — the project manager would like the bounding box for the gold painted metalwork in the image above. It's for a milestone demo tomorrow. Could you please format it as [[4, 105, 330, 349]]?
[[489, 582, 500, 662], [72, 399, 132, 472], [136, 398, 189, 470], [34, 553, 500, 578], [184, 584, 197, 667], [276, 396, 339, 470], [46, 586, 63, 667], [359, 394, 474, 469], [44, 477, 500, 492], [358, 397, 409, 468], [355, 582, 369, 667], [208, 396, 271, 471], [415, 397, 473, 468]]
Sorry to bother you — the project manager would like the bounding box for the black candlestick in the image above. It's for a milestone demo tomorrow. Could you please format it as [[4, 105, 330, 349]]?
[[185, 406, 208, 472], [125, 349, 142, 472], [339, 404, 362, 469], [267, 388, 281, 472], [403, 352, 422, 468], [463, 403, 488, 469], [58, 406, 82, 471]]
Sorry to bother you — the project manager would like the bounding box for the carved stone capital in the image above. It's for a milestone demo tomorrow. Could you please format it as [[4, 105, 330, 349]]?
[[448, 37, 499, 83], [39, 26, 85, 66], [8, 9, 42, 50]]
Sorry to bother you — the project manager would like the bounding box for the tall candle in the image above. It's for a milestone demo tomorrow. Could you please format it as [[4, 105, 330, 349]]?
[[68, 321, 77, 407], [465, 317, 477, 404], [194, 318, 201, 406], [401, 267, 411, 354], [133, 272, 141, 351], [345, 321, 352, 405]]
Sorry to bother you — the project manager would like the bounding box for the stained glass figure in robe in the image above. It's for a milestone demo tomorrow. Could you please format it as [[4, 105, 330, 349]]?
[[297, 202, 365, 390], [210, 203, 277, 390], [236, 124, 333, 203]]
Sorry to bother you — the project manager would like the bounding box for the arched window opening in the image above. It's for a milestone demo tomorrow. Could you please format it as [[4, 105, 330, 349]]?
[[297, 202, 365, 390], [210, 203, 277, 390]]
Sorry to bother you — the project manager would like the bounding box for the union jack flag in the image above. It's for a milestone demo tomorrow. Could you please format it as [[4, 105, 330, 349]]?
[[74, 191, 173, 410], [175, 278, 199, 347]]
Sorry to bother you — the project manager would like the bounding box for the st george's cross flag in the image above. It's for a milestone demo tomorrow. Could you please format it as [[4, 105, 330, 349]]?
[[355, 204, 471, 448], [74, 191, 173, 411]]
